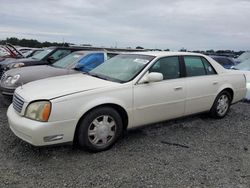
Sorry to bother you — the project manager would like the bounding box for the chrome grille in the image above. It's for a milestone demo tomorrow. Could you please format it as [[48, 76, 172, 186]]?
[[13, 93, 24, 113]]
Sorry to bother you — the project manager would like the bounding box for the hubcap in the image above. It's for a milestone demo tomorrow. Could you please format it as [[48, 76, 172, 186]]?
[[88, 115, 116, 147], [216, 94, 229, 116]]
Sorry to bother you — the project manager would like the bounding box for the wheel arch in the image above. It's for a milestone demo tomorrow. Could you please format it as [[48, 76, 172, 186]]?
[[73, 103, 129, 143], [218, 86, 234, 102]]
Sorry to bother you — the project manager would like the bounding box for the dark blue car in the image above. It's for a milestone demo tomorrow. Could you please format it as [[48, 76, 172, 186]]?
[[210, 55, 237, 69]]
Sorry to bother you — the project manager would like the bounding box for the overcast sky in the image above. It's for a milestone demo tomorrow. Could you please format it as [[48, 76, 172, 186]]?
[[1, 0, 250, 50]]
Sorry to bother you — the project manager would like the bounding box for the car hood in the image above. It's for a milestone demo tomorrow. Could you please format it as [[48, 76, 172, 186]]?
[[5, 65, 78, 85], [15, 73, 120, 102], [0, 57, 39, 67], [0, 58, 17, 65]]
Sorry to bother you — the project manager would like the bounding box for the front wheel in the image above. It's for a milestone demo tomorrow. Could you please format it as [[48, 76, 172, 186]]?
[[76, 107, 123, 152], [210, 90, 231, 118]]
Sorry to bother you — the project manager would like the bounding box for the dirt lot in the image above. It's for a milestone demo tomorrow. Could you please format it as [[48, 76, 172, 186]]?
[[0, 94, 249, 188]]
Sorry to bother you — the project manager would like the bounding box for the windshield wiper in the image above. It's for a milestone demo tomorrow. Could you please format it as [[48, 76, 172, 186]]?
[[87, 72, 108, 80], [82, 72, 123, 83]]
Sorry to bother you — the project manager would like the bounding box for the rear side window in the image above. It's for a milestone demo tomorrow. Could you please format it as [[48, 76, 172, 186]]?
[[77, 53, 104, 72], [149, 56, 180, 80], [184, 56, 216, 77], [201, 58, 216, 75]]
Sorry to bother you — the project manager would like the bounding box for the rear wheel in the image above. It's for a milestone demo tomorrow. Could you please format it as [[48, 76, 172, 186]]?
[[77, 107, 123, 152], [210, 90, 231, 118]]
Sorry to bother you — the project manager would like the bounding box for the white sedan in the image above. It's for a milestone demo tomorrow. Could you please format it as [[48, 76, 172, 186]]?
[[7, 52, 247, 151]]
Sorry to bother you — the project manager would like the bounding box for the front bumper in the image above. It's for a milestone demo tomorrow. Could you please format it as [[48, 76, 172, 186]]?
[[0, 85, 15, 96], [7, 105, 78, 146]]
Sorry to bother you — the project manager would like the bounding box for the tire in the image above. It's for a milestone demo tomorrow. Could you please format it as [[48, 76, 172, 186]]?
[[0, 95, 12, 108], [209, 90, 232, 119], [77, 107, 123, 152]]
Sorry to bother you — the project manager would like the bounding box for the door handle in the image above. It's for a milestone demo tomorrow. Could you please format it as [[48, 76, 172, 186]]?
[[174, 86, 183, 91], [213, 81, 218, 85]]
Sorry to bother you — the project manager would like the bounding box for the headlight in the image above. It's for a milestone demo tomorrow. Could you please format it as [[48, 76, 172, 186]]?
[[9, 63, 25, 69], [25, 101, 51, 122], [4, 76, 12, 84], [10, 74, 20, 84]]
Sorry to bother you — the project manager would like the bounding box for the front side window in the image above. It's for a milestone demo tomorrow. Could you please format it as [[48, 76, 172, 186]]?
[[49, 49, 71, 62], [107, 53, 118, 59], [90, 54, 155, 83], [149, 56, 180, 80], [31, 49, 52, 60]]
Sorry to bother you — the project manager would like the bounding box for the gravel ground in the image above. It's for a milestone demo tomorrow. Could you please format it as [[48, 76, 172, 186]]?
[[0, 94, 249, 188]]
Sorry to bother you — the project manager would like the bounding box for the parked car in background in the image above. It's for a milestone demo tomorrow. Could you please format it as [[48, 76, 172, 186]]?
[[210, 55, 237, 69], [237, 51, 250, 63], [0, 51, 119, 96], [17, 47, 38, 54], [0, 46, 87, 78], [0, 44, 24, 62], [232, 59, 250, 100], [22, 49, 44, 58], [7, 52, 247, 152]]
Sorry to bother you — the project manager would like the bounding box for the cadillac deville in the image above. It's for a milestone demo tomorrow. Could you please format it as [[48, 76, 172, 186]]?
[[7, 52, 247, 151]]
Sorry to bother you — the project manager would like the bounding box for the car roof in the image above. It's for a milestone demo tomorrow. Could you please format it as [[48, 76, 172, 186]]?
[[210, 55, 231, 59], [73, 50, 121, 55], [128, 51, 206, 58], [46, 46, 94, 50]]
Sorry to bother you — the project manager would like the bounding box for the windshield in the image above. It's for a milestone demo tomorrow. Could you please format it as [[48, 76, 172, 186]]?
[[234, 59, 250, 71], [52, 53, 83, 68], [31, 49, 52, 60], [89, 54, 155, 83], [23, 50, 33, 57]]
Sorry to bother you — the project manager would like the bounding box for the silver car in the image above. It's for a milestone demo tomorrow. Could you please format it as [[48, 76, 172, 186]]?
[[0, 51, 118, 96]]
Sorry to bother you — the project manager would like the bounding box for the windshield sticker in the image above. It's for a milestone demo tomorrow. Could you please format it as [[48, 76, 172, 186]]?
[[134, 59, 149, 64]]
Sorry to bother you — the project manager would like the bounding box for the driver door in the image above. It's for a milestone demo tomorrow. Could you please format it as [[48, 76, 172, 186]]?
[[132, 56, 186, 127]]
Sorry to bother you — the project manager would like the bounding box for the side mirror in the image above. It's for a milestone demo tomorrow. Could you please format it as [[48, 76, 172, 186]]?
[[139, 72, 163, 84], [47, 56, 55, 63], [74, 63, 84, 70]]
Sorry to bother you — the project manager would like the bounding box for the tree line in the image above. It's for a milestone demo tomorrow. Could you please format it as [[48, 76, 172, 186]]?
[[0, 37, 245, 57], [0, 37, 69, 48]]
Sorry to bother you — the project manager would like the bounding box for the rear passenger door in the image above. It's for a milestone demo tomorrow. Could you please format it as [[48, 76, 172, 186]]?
[[183, 56, 220, 115]]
